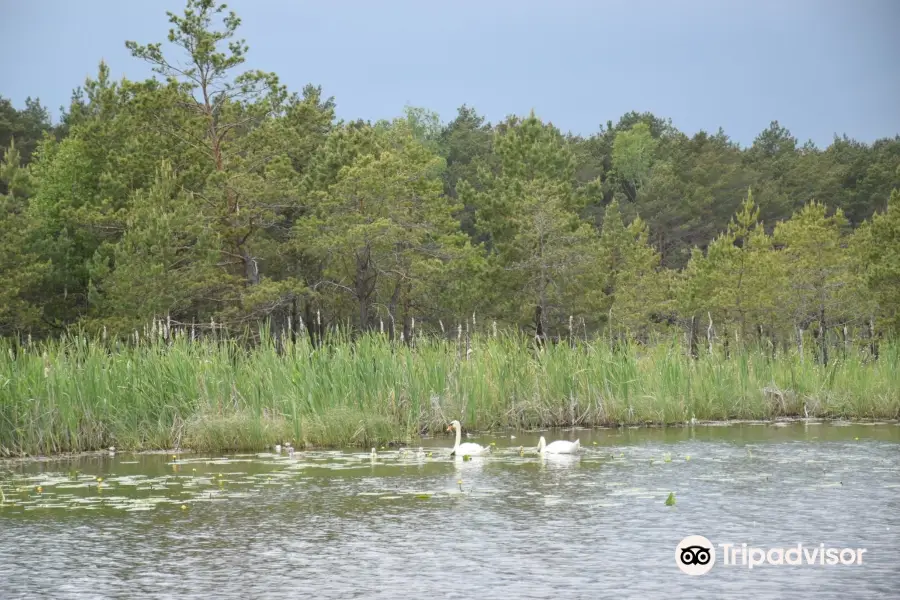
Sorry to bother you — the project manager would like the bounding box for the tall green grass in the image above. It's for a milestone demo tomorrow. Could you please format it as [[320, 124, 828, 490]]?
[[1, 328, 897, 456]]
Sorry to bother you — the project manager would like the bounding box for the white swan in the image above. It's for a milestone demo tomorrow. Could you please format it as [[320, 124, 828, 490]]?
[[447, 420, 491, 457], [536, 436, 581, 455]]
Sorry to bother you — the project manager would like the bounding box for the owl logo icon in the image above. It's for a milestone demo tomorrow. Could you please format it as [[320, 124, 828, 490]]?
[[676, 536, 716, 575]]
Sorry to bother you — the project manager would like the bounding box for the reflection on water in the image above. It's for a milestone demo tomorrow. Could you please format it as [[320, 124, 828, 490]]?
[[1, 422, 898, 599]]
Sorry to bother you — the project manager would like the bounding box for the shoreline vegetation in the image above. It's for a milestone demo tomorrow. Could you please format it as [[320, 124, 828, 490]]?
[[2, 1, 899, 459], [2, 328, 897, 457], [1, 418, 897, 465]]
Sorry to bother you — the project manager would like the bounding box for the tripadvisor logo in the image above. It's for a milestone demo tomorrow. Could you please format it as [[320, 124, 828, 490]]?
[[676, 536, 868, 575], [676, 535, 715, 575]]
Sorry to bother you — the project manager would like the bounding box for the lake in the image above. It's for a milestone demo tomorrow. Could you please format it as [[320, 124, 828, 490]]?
[[1, 422, 898, 599]]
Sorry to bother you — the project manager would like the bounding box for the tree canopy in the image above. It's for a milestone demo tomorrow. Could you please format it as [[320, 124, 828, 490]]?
[[1, 0, 898, 349]]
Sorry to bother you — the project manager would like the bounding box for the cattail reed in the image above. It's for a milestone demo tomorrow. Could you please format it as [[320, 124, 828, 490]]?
[[0, 326, 896, 456]]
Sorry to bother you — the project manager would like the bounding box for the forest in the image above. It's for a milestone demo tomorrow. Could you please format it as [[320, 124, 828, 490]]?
[[2, 0, 899, 359], [1, 0, 899, 456]]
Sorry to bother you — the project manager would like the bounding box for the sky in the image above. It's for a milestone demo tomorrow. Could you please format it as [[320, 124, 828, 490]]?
[[1, 0, 898, 148]]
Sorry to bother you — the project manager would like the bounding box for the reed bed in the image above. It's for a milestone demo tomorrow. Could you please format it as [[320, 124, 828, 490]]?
[[1, 328, 897, 456]]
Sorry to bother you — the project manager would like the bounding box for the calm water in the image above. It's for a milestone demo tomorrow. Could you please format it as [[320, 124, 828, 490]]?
[[1, 422, 898, 599]]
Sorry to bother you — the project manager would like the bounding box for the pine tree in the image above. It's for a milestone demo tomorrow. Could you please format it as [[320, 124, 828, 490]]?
[[866, 189, 900, 335], [295, 119, 475, 334], [126, 0, 296, 314], [678, 189, 781, 349], [458, 112, 604, 334], [0, 140, 48, 334], [773, 201, 851, 364]]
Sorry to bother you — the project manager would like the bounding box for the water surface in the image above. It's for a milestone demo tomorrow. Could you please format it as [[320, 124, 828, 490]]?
[[1, 422, 898, 599]]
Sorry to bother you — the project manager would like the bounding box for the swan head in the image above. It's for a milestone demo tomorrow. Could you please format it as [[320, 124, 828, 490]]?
[[447, 420, 461, 432]]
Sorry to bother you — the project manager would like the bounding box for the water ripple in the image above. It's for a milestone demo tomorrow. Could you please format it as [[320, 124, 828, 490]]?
[[1, 423, 898, 599]]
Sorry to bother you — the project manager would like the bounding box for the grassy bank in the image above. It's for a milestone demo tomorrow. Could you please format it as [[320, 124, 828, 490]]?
[[1, 329, 898, 456]]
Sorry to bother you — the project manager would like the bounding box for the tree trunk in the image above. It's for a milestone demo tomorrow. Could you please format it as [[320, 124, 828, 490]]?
[[355, 248, 372, 331], [304, 301, 320, 348], [689, 315, 699, 359], [868, 316, 878, 360], [241, 248, 259, 285], [812, 326, 821, 365], [535, 305, 546, 349], [818, 307, 828, 367], [401, 293, 412, 347], [387, 280, 401, 342]]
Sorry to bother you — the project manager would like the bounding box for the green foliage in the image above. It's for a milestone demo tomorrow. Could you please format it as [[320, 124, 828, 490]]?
[[0, 96, 53, 171], [402, 105, 444, 154], [85, 162, 225, 331], [600, 201, 669, 337], [1, 0, 898, 352], [612, 122, 658, 199], [867, 190, 900, 334], [773, 201, 852, 337], [0, 141, 48, 334], [679, 189, 781, 339], [296, 120, 473, 332], [1, 330, 897, 455], [458, 112, 602, 332]]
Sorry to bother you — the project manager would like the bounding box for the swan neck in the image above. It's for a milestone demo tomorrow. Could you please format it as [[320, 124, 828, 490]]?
[[454, 425, 462, 450]]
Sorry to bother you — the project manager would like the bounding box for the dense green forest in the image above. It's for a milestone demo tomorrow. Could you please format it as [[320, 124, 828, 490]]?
[[2, 0, 899, 357]]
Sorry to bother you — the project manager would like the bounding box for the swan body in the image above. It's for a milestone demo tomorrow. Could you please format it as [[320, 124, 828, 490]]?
[[537, 436, 581, 455], [447, 420, 491, 456]]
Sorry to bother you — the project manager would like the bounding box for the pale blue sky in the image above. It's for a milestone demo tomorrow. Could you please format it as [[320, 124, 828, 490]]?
[[1, 0, 898, 147]]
